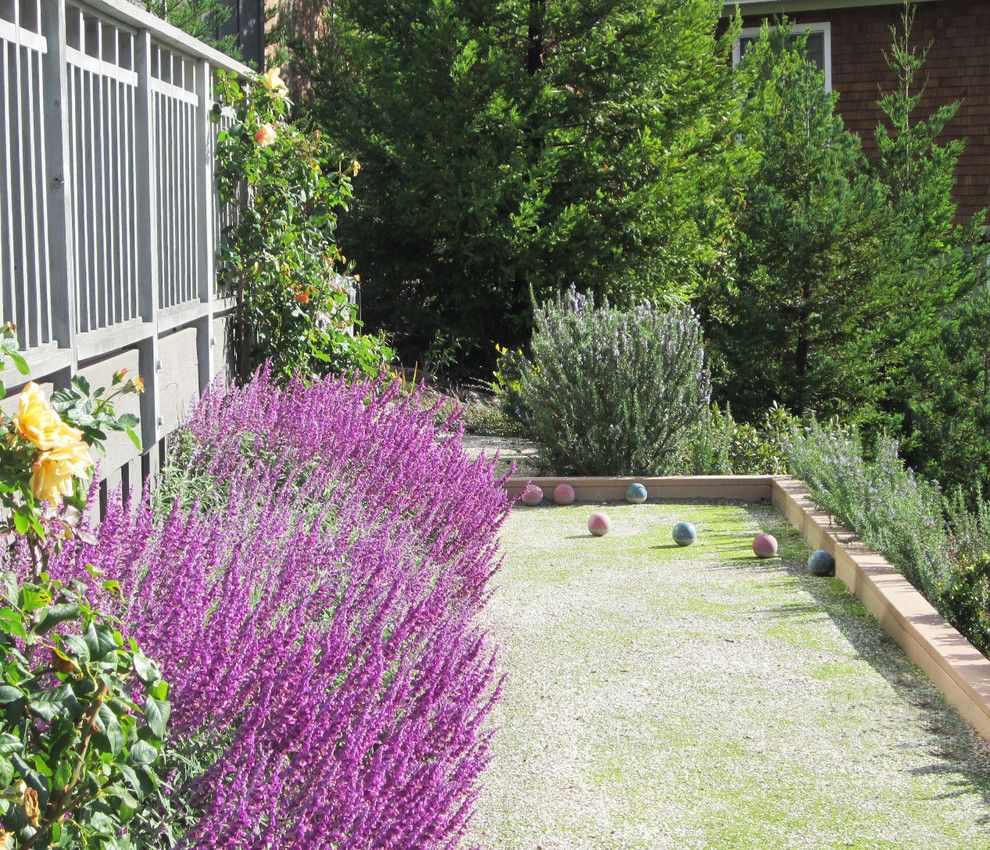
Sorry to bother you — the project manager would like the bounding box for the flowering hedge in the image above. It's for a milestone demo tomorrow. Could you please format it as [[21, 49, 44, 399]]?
[[41, 369, 510, 848]]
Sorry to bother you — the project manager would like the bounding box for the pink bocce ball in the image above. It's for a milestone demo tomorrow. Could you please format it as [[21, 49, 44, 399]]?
[[553, 483, 576, 505], [588, 512, 612, 537], [752, 533, 778, 559], [520, 483, 544, 506]]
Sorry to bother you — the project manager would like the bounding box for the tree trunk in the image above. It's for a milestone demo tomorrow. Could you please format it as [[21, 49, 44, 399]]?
[[527, 0, 546, 75], [794, 279, 812, 416]]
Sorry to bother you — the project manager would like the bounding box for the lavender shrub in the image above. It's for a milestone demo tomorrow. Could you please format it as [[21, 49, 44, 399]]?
[[37, 370, 511, 849], [787, 419, 950, 606], [519, 287, 711, 476]]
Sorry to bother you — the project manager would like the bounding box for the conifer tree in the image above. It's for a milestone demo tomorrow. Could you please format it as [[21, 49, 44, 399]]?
[[147, 0, 240, 59], [288, 0, 740, 372]]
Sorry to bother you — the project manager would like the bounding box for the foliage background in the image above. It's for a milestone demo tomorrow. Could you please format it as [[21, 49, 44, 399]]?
[[288, 0, 741, 373]]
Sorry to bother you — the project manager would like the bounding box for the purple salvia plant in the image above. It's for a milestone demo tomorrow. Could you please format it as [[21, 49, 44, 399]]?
[[31, 369, 510, 849]]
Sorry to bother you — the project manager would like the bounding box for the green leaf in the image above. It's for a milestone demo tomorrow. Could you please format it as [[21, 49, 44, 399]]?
[[0, 755, 14, 787], [64, 634, 91, 663], [0, 607, 27, 640], [125, 428, 142, 451], [53, 757, 73, 792], [0, 685, 23, 703], [29, 687, 77, 722], [18, 584, 51, 613], [8, 350, 29, 375], [143, 697, 170, 739], [148, 680, 168, 701], [128, 739, 158, 767], [97, 705, 124, 756], [117, 763, 142, 797], [132, 652, 159, 685], [12, 511, 29, 535], [80, 621, 100, 658], [35, 603, 81, 634]]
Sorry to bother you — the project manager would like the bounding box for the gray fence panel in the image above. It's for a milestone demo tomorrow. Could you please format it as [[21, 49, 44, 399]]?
[[0, 0, 251, 498]]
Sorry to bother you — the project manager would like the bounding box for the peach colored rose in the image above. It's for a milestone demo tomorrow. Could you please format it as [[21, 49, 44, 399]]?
[[254, 124, 277, 147]]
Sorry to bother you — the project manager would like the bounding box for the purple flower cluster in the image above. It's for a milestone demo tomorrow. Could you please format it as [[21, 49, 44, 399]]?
[[46, 370, 511, 849]]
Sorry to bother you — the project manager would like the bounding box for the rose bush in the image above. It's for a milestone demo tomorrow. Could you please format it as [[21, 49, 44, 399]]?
[[213, 69, 393, 382], [0, 327, 142, 551], [0, 329, 166, 850]]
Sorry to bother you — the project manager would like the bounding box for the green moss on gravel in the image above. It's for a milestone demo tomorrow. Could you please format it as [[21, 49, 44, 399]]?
[[467, 502, 990, 850]]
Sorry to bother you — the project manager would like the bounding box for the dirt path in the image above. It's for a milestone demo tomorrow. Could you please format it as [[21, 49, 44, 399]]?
[[468, 501, 990, 850]]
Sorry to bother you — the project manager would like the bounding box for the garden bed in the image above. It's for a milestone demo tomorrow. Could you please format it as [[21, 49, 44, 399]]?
[[470, 500, 990, 848]]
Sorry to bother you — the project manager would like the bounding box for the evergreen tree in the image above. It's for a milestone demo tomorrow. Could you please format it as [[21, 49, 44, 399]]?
[[872, 2, 988, 435], [707, 7, 987, 433], [705, 27, 889, 421], [288, 0, 740, 373], [904, 284, 990, 496]]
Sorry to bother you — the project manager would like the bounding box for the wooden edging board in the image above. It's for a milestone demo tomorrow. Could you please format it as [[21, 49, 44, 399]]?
[[504, 473, 990, 741], [503, 475, 775, 503]]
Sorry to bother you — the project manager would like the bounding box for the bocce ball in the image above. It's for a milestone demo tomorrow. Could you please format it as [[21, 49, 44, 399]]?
[[752, 533, 778, 559], [808, 549, 836, 577], [626, 482, 648, 504], [672, 521, 697, 547], [588, 512, 612, 537], [553, 483, 576, 505], [520, 483, 543, 506]]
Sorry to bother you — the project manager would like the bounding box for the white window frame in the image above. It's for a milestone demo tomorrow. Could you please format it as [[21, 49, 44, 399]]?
[[733, 22, 832, 92]]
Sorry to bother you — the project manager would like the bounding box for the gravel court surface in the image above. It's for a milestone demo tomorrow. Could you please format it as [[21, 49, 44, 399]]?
[[467, 501, 990, 850]]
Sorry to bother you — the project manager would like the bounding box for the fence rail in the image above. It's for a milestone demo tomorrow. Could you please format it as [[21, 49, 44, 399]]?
[[0, 0, 251, 496]]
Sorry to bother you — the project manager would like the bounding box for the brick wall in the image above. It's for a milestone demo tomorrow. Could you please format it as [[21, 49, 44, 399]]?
[[742, 0, 990, 222]]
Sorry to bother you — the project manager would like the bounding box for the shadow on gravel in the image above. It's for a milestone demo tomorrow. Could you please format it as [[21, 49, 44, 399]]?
[[724, 503, 990, 824]]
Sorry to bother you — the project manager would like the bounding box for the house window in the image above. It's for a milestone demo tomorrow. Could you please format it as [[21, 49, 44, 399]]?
[[733, 23, 832, 91]]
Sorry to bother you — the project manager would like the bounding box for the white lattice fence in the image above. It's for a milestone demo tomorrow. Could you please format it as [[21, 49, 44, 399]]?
[[0, 0, 250, 497], [0, 0, 54, 351]]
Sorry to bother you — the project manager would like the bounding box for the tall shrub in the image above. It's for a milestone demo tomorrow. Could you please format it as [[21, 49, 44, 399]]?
[[704, 27, 890, 423], [519, 289, 710, 475], [288, 0, 741, 373], [903, 283, 990, 497], [873, 4, 989, 446], [707, 11, 987, 435], [35, 371, 510, 849]]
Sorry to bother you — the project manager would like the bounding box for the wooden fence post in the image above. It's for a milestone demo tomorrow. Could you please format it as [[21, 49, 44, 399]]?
[[133, 29, 162, 458], [39, 0, 76, 361], [195, 57, 216, 390]]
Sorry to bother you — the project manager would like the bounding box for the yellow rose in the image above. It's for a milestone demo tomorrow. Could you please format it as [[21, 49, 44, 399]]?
[[15, 382, 83, 451], [30, 440, 93, 506], [261, 67, 288, 97]]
